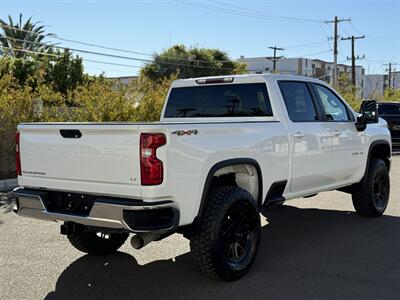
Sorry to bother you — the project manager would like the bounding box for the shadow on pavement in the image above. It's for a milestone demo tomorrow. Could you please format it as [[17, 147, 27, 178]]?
[[45, 205, 400, 300]]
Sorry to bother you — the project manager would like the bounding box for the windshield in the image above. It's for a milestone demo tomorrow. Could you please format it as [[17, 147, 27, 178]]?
[[164, 83, 273, 118], [378, 104, 400, 116]]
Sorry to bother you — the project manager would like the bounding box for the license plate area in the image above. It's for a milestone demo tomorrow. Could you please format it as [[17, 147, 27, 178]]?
[[43, 191, 95, 217]]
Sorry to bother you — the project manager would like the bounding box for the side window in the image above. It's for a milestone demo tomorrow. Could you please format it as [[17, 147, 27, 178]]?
[[278, 81, 318, 122], [313, 84, 350, 121], [378, 104, 400, 116]]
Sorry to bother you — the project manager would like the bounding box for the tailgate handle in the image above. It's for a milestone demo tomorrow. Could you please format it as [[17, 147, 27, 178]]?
[[60, 129, 82, 138]]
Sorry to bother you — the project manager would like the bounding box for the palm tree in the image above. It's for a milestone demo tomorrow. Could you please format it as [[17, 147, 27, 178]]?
[[0, 14, 53, 58]]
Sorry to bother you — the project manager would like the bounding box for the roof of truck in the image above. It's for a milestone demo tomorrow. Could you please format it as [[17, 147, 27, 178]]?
[[172, 73, 326, 88], [177, 73, 309, 81]]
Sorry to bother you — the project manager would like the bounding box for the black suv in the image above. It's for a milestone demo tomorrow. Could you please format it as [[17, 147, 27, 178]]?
[[378, 102, 400, 152]]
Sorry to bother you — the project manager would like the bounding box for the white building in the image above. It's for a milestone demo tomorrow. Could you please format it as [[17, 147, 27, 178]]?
[[107, 76, 138, 85], [363, 75, 386, 99], [237, 56, 364, 90], [363, 72, 400, 99], [392, 71, 400, 90]]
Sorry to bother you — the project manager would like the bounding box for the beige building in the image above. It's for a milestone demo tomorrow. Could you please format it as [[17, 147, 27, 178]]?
[[237, 56, 364, 90]]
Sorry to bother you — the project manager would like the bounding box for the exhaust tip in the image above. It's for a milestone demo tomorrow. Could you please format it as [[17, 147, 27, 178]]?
[[130, 235, 144, 249], [130, 232, 164, 250]]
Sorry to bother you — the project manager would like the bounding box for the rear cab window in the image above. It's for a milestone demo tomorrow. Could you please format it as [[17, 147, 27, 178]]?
[[164, 83, 273, 118]]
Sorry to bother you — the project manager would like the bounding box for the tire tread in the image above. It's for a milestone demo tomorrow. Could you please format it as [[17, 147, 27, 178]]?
[[190, 186, 260, 281], [352, 158, 389, 217]]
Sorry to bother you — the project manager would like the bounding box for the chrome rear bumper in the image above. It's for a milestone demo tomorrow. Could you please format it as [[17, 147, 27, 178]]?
[[13, 188, 179, 233]]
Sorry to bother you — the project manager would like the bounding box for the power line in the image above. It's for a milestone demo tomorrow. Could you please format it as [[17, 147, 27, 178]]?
[[0, 23, 348, 75], [174, 0, 324, 23], [85, 67, 140, 74], [0, 46, 143, 69], [80, 59, 142, 69], [0, 23, 238, 65], [208, 0, 324, 23], [73, 31, 337, 69], [1, 46, 142, 75], [365, 58, 387, 64], [319, 23, 334, 51], [348, 22, 400, 41], [0, 23, 151, 56], [295, 49, 333, 58], [0, 46, 59, 58], [368, 34, 400, 41], [1, 36, 337, 75], [339, 22, 352, 37], [1, 36, 242, 72], [54, 36, 153, 57], [282, 40, 328, 50], [0, 22, 343, 72], [348, 22, 364, 35]]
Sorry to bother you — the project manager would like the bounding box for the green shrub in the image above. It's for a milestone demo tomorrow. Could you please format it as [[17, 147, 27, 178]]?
[[332, 73, 363, 111]]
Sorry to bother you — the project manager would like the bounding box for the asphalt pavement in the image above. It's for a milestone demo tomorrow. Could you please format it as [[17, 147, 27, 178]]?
[[1, 157, 399, 300]]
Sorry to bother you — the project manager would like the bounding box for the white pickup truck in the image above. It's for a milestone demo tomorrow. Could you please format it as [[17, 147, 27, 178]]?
[[13, 74, 391, 281]]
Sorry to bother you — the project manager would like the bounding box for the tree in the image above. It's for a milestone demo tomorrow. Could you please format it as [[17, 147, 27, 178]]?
[[0, 51, 86, 96], [141, 45, 246, 81], [133, 74, 178, 121], [333, 73, 362, 110], [0, 14, 53, 58], [380, 88, 400, 102], [0, 55, 42, 86], [46, 49, 86, 99]]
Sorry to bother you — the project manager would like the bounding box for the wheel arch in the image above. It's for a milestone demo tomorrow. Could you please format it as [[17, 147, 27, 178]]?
[[339, 140, 391, 195], [364, 140, 391, 177], [196, 158, 263, 220]]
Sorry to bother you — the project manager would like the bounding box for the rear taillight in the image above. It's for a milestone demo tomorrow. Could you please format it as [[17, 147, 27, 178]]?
[[140, 133, 166, 185], [16, 131, 21, 176]]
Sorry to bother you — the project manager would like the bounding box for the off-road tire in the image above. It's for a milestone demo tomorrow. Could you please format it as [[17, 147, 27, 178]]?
[[352, 158, 390, 217], [67, 231, 129, 255], [190, 186, 261, 281]]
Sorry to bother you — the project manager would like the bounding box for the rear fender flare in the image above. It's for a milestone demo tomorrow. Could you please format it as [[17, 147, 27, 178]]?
[[196, 158, 263, 220]]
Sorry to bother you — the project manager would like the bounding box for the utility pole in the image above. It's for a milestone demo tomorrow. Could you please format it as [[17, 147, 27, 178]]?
[[268, 46, 284, 72], [384, 62, 398, 89], [341, 35, 365, 86], [324, 16, 351, 86]]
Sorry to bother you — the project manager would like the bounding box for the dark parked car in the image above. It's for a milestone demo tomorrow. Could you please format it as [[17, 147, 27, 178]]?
[[378, 102, 400, 152]]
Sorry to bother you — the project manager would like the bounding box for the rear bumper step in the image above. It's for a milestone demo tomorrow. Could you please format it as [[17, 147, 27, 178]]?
[[12, 188, 179, 233]]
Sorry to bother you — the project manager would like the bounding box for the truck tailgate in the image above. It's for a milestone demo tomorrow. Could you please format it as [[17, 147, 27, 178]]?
[[18, 124, 141, 194]]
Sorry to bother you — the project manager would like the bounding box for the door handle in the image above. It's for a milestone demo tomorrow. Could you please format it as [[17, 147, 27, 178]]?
[[293, 132, 305, 138], [332, 131, 342, 136]]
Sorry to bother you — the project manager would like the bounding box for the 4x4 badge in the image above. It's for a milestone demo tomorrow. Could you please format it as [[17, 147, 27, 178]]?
[[172, 130, 199, 136]]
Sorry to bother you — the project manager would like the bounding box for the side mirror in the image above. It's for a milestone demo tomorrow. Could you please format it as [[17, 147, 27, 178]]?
[[356, 100, 379, 131]]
